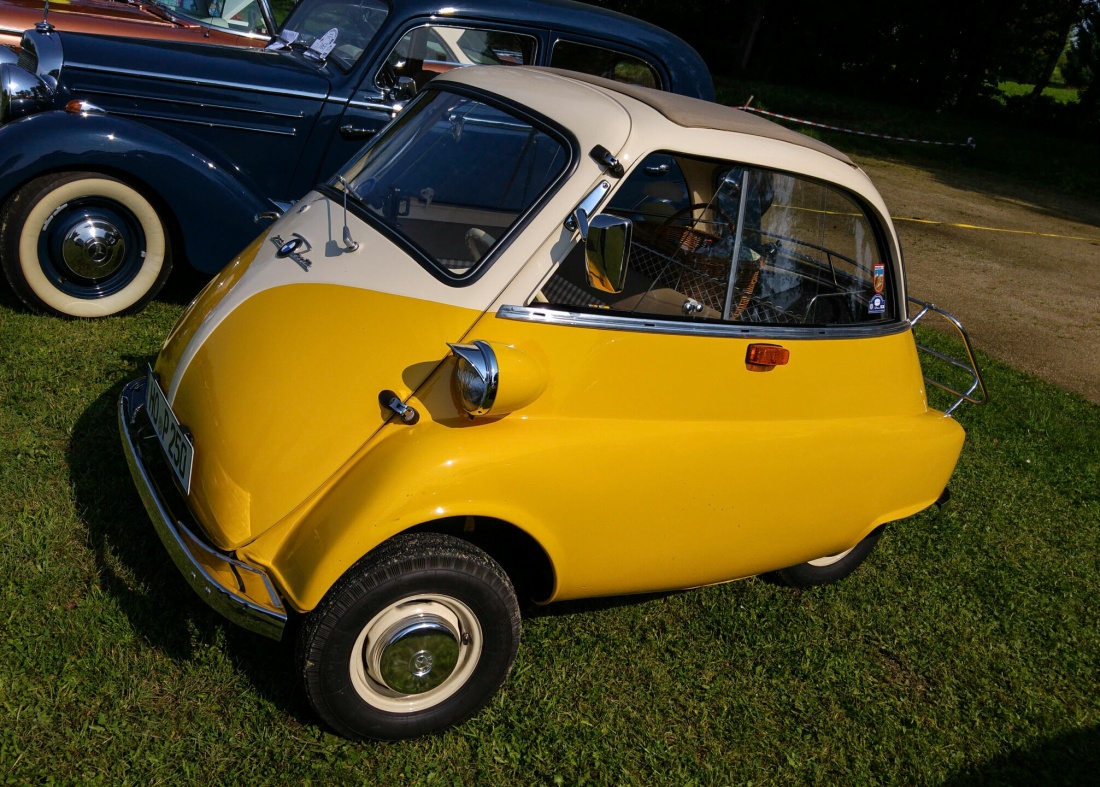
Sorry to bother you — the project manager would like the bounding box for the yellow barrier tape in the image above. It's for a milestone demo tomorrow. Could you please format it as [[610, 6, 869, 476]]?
[[893, 216, 1100, 243]]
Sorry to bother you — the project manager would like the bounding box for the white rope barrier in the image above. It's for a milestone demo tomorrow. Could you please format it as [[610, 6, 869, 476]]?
[[737, 102, 977, 149]]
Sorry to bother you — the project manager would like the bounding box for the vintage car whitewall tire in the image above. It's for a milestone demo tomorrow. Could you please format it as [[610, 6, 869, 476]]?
[[1, 173, 171, 318], [298, 533, 521, 740], [767, 526, 885, 588]]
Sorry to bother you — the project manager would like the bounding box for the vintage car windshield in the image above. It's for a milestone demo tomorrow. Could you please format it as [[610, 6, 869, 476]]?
[[150, 0, 271, 36], [335, 88, 570, 279], [275, 0, 389, 69]]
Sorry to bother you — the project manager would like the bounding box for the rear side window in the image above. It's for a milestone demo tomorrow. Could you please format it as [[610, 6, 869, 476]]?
[[550, 40, 662, 90], [537, 152, 894, 327], [379, 25, 538, 91]]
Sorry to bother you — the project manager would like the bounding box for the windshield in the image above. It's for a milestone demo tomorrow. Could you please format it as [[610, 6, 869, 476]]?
[[335, 89, 570, 279], [275, 0, 389, 70], [151, 0, 272, 36]]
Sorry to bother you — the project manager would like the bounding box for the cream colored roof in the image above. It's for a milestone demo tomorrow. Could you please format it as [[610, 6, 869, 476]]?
[[535, 67, 854, 166]]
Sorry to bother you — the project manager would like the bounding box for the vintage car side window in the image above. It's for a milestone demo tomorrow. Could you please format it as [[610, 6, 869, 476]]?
[[279, 0, 389, 69], [549, 40, 662, 90], [536, 152, 893, 326], [157, 0, 270, 34], [379, 26, 538, 92], [336, 89, 569, 278]]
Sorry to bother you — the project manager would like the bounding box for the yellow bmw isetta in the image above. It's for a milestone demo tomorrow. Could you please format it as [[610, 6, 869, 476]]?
[[119, 66, 985, 740]]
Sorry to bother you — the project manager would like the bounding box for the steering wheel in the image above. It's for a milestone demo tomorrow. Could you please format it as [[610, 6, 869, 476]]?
[[653, 202, 734, 257]]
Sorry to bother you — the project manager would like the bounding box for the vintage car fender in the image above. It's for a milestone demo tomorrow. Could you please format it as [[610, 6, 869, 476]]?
[[0, 109, 272, 271], [237, 378, 572, 615]]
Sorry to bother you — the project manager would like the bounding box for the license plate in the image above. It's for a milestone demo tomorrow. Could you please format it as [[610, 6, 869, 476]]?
[[145, 367, 194, 494]]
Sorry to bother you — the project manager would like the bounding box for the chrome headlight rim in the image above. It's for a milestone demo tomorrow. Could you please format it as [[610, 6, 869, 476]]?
[[0, 62, 52, 123], [448, 340, 499, 417]]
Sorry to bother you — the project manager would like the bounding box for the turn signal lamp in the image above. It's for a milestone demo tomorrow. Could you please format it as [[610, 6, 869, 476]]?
[[448, 341, 546, 418], [746, 343, 789, 372]]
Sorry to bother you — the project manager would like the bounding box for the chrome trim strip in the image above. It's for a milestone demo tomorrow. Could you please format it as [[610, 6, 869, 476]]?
[[348, 99, 400, 112], [118, 377, 287, 641], [67, 61, 335, 102], [907, 297, 988, 415], [103, 109, 298, 136], [0, 25, 21, 34], [74, 87, 306, 119], [496, 304, 909, 340]]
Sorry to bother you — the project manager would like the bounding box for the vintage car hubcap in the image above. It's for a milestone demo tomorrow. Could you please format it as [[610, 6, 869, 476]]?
[[39, 199, 146, 297], [351, 594, 482, 711], [376, 617, 459, 693], [61, 218, 126, 279]]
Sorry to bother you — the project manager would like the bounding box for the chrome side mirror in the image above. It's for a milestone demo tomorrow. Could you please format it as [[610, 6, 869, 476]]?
[[584, 214, 632, 294], [392, 76, 417, 101]]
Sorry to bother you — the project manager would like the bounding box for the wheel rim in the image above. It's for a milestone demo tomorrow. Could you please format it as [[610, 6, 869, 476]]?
[[350, 594, 482, 713], [807, 547, 854, 568], [38, 198, 147, 298]]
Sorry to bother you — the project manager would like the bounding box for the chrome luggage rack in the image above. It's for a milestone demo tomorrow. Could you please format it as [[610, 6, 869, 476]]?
[[908, 297, 988, 416]]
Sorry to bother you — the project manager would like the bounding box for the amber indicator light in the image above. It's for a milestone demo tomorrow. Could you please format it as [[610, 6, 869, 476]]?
[[746, 343, 790, 371]]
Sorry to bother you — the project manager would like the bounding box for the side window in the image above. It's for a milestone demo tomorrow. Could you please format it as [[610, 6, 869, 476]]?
[[379, 25, 538, 92], [549, 40, 662, 90], [168, 0, 270, 35], [535, 152, 894, 327]]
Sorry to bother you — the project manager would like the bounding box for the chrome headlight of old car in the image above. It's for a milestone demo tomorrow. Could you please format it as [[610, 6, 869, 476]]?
[[449, 340, 499, 417], [1, 29, 61, 123], [448, 341, 546, 419]]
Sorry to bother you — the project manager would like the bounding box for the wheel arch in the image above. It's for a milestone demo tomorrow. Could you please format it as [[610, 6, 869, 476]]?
[[405, 516, 557, 605], [0, 111, 273, 274]]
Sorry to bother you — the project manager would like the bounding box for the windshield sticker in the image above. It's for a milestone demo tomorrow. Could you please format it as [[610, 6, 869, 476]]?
[[266, 29, 299, 50], [873, 263, 885, 294], [868, 293, 887, 314], [305, 28, 339, 61]]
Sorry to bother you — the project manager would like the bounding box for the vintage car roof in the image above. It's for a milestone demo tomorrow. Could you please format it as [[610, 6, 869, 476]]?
[[545, 68, 854, 166], [389, 0, 714, 100], [438, 65, 854, 167]]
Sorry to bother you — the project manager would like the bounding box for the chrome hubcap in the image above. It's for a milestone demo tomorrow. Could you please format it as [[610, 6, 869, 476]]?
[[375, 617, 460, 694], [61, 218, 126, 279], [350, 594, 482, 712]]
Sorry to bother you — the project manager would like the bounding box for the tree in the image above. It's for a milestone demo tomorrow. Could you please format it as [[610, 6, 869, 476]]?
[[1024, 0, 1087, 104], [1064, 0, 1100, 115]]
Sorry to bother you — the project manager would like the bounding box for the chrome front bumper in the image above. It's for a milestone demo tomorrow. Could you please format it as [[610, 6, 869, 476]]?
[[118, 377, 287, 640]]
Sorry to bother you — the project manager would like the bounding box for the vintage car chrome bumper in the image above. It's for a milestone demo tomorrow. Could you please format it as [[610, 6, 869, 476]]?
[[118, 377, 287, 641]]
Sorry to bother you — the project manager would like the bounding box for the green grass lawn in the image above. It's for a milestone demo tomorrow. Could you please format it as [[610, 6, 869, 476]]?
[[998, 80, 1080, 105], [2, 272, 1099, 783]]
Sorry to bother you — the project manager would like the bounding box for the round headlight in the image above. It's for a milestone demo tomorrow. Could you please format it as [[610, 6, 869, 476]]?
[[448, 341, 498, 417], [0, 62, 52, 123]]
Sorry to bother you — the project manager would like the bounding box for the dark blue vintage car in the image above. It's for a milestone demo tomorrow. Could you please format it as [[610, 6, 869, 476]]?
[[0, 0, 714, 317]]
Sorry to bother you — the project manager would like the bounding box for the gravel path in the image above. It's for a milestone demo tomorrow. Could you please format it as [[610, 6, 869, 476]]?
[[860, 158, 1100, 404]]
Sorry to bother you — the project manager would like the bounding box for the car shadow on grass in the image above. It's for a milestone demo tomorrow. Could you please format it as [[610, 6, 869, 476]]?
[[68, 373, 308, 724], [943, 724, 1100, 786]]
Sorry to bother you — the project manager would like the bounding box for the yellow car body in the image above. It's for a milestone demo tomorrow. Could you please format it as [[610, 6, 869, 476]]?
[[120, 65, 983, 739]]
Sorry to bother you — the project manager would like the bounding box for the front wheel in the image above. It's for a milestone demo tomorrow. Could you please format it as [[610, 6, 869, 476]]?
[[766, 526, 884, 588], [297, 533, 521, 741], [1, 172, 172, 318]]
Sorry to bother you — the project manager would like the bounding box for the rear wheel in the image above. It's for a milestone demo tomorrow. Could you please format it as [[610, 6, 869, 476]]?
[[767, 527, 884, 588], [298, 533, 521, 740], [1, 172, 171, 317]]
